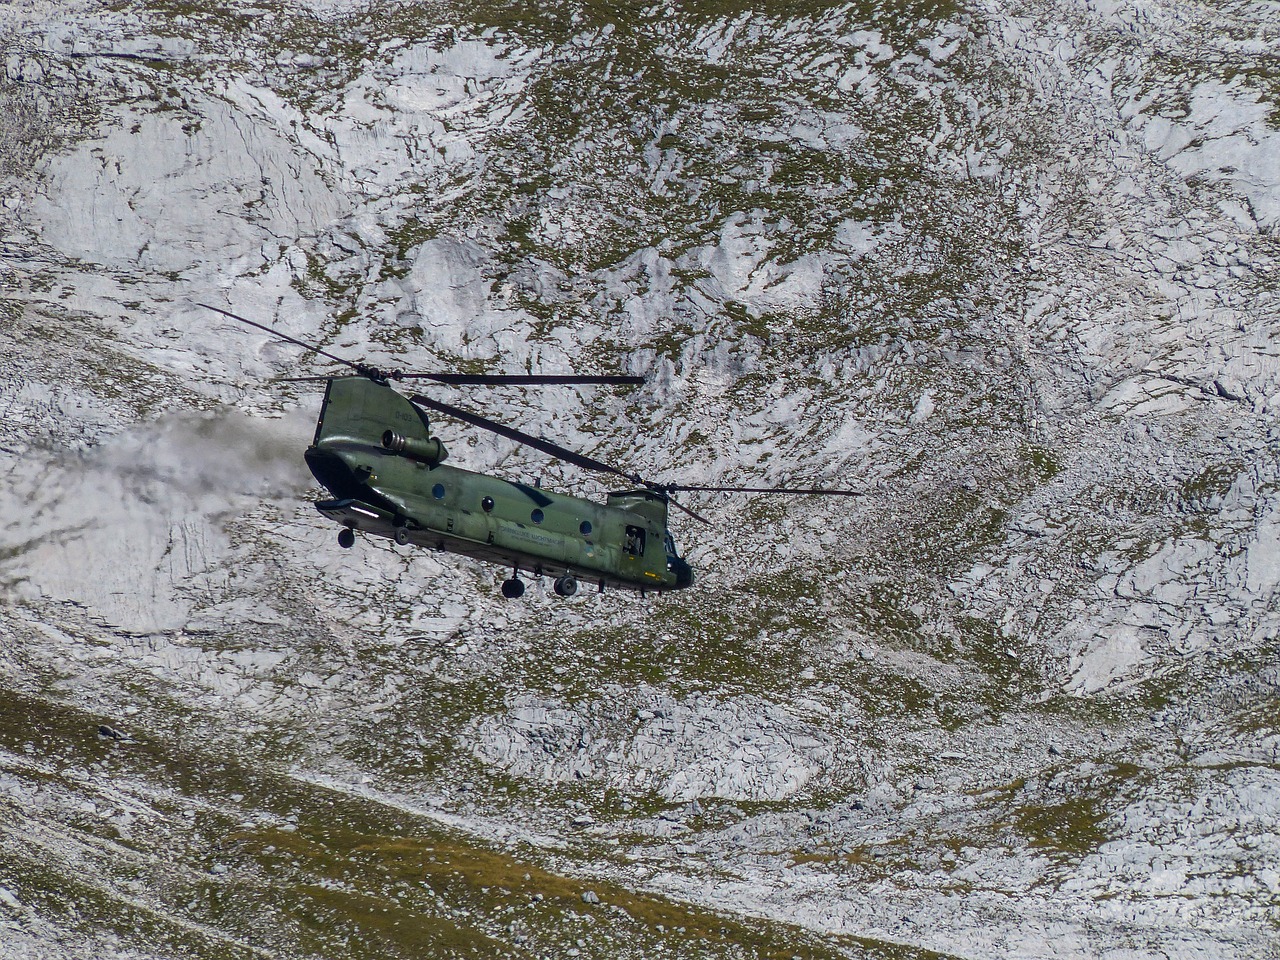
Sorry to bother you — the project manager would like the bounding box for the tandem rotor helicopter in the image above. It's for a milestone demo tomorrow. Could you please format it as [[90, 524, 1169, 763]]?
[[202, 303, 860, 599]]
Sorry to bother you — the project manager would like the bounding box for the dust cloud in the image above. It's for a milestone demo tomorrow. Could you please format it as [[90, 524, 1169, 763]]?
[[0, 404, 317, 632]]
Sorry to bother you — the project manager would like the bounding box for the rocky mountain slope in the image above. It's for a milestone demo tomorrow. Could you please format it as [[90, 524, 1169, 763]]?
[[1, 0, 1278, 957]]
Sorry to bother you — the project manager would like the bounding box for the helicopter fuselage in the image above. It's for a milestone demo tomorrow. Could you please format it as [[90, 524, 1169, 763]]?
[[304, 376, 693, 596]]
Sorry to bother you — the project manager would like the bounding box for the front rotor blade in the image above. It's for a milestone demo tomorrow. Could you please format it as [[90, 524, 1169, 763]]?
[[665, 496, 711, 525], [196, 303, 357, 372], [409, 395, 642, 484], [666, 484, 862, 496], [402, 373, 645, 386]]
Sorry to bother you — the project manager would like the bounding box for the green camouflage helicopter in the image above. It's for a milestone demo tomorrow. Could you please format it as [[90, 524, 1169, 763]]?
[[203, 304, 858, 599]]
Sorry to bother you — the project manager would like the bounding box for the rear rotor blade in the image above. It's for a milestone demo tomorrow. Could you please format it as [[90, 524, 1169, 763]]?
[[198, 303, 643, 386], [402, 372, 645, 386], [414, 394, 713, 523], [410, 394, 644, 485], [410, 397, 851, 525], [196, 303, 358, 373]]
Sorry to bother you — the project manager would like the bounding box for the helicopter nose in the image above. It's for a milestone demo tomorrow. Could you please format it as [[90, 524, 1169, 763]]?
[[671, 558, 694, 589]]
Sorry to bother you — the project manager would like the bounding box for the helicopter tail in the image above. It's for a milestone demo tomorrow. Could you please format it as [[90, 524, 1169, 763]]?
[[312, 375, 433, 449], [305, 375, 439, 507]]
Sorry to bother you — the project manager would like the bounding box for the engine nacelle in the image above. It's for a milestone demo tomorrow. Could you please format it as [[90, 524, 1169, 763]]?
[[382, 430, 448, 466]]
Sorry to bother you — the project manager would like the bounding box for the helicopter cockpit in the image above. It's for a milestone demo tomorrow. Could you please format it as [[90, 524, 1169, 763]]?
[[664, 530, 694, 588]]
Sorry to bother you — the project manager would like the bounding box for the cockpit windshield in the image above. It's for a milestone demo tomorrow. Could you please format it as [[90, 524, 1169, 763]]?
[[664, 530, 679, 558]]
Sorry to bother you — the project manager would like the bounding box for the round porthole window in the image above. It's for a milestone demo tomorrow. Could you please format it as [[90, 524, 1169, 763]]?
[[579, 520, 592, 536], [432, 483, 445, 500], [482, 496, 495, 513], [531, 509, 544, 524]]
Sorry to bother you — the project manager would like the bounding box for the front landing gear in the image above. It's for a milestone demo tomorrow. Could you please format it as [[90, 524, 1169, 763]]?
[[500, 576, 525, 599], [553, 575, 578, 598], [337, 527, 355, 549]]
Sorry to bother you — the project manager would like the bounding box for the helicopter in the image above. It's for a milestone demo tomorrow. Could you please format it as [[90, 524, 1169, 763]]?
[[201, 303, 860, 599]]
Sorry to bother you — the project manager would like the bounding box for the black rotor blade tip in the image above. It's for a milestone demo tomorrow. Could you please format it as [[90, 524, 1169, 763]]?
[[402, 373, 645, 386]]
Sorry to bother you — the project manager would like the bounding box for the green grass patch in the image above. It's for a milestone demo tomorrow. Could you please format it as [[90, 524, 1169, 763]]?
[[0, 684, 942, 958]]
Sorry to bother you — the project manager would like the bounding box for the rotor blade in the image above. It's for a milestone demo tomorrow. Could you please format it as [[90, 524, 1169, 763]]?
[[195, 303, 358, 372], [664, 484, 863, 496], [409, 394, 644, 484], [401, 372, 645, 386], [665, 496, 711, 525]]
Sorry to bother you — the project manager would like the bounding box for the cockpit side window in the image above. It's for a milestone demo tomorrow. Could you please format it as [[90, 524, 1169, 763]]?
[[664, 531, 678, 558]]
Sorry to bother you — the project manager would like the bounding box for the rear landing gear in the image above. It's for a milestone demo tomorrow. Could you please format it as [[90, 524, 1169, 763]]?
[[500, 577, 525, 599], [337, 527, 355, 549], [553, 575, 578, 598]]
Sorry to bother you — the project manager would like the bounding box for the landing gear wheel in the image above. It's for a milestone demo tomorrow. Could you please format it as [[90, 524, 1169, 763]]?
[[394, 527, 410, 546], [501, 577, 526, 599], [337, 527, 355, 549], [553, 575, 578, 598]]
